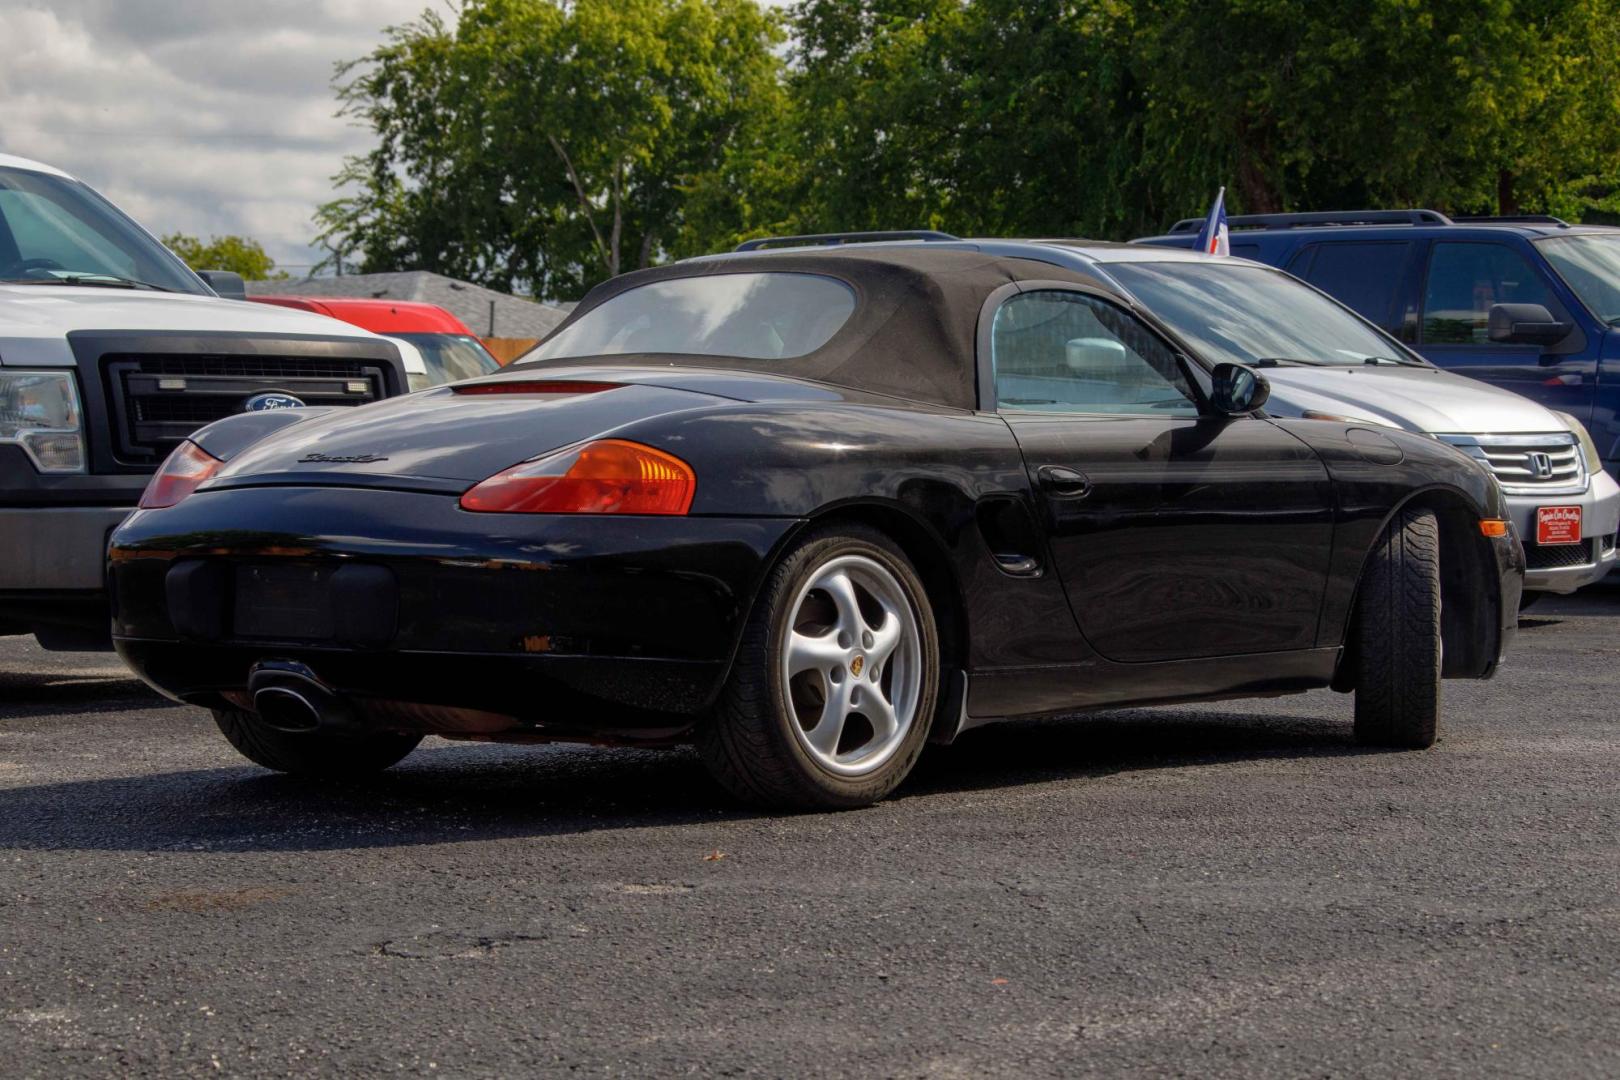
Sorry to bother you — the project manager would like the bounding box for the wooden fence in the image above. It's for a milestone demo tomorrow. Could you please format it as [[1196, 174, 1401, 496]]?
[[482, 338, 540, 365]]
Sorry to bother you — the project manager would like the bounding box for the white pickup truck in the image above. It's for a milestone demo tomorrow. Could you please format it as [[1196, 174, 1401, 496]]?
[[0, 153, 408, 649]]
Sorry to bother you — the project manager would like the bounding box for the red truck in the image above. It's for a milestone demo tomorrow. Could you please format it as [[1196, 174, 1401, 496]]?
[[249, 296, 500, 389]]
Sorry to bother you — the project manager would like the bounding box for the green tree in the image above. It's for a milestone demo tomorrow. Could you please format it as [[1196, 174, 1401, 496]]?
[[162, 233, 286, 280], [776, 0, 1177, 240], [316, 0, 785, 300], [319, 0, 1620, 287], [1129, 0, 1620, 220], [778, 0, 1620, 235]]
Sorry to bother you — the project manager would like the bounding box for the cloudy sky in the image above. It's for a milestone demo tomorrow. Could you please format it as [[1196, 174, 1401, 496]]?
[[0, 0, 432, 275]]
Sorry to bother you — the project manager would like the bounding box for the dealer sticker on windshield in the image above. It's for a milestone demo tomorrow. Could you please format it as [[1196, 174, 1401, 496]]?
[[1537, 505, 1582, 546]]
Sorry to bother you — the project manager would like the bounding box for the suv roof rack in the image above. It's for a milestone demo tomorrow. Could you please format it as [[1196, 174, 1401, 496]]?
[[735, 230, 960, 252], [1167, 209, 1454, 233], [1452, 214, 1571, 227]]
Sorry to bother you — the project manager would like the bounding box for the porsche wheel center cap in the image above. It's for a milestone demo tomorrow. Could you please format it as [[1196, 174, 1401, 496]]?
[[850, 655, 865, 678]]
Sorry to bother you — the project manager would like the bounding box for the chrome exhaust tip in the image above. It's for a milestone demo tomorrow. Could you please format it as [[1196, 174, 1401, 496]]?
[[251, 685, 322, 733], [247, 660, 355, 733]]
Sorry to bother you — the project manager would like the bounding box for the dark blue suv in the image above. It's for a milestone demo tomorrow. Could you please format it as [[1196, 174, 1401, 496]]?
[[1134, 210, 1620, 479]]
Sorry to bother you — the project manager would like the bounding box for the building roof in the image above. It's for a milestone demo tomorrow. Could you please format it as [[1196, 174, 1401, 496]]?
[[245, 271, 567, 340]]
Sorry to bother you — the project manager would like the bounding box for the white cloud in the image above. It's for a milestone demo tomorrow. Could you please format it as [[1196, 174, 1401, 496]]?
[[0, 0, 431, 275]]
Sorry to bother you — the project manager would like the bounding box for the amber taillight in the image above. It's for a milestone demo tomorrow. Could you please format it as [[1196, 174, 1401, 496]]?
[[459, 439, 696, 515]]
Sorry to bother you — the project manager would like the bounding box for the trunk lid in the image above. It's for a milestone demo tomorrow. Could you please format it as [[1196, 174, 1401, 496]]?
[[206, 376, 734, 490]]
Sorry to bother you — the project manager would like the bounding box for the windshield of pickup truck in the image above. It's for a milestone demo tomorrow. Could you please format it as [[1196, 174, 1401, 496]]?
[[1537, 234, 1620, 325], [395, 332, 501, 386], [0, 166, 205, 293], [1106, 260, 1424, 368]]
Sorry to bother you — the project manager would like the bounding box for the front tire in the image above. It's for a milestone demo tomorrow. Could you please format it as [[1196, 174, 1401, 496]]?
[[1352, 507, 1441, 749], [213, 709, 422, 777], [698, 525, 941, 810]]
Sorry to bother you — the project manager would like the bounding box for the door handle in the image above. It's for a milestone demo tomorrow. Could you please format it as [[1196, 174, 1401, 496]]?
[[1036, 465, 1092, 498]]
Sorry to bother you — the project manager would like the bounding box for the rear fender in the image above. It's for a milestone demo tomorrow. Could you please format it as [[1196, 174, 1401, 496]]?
[[613, 402, 1093, 674]]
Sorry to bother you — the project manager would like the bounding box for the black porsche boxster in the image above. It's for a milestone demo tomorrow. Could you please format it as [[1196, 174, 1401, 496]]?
[[109, 235, 1524, 809]]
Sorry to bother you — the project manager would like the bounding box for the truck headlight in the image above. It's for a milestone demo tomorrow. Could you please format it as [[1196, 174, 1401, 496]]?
[[1551, 410, 1602, 474], [0, 371, 85, 473]]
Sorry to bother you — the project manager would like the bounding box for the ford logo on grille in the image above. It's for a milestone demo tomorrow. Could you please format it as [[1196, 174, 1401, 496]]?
[[242, 392, 305, 412]]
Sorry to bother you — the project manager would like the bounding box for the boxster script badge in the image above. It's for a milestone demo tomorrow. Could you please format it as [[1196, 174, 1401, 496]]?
[[298, 453, 390, 464]]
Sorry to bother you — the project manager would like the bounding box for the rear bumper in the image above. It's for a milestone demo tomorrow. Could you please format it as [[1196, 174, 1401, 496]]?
[[109, 486, 798, 724], [1506, 470, 1620, 594]]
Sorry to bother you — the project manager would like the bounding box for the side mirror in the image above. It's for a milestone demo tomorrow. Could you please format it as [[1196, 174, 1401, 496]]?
[[197, 269, 247, 300], [1488, 302, 1570, 346], [1210, 362, 1269, 415]]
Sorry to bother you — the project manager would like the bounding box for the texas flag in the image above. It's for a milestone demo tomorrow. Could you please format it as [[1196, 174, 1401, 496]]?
[[1194, 186, 1230, 256]]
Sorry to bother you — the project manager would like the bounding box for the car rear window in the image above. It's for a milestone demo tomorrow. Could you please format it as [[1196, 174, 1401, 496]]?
[[528, 272, 856, 362]]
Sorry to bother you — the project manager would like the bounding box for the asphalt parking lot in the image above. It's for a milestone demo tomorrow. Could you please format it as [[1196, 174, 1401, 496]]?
[[1, 590, 1617, 1078]]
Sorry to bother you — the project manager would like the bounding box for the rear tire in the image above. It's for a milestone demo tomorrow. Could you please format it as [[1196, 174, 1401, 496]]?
[[698, 525, 940, 810], [212, 709, 422, 777], [1352, 507, 1441, 749]]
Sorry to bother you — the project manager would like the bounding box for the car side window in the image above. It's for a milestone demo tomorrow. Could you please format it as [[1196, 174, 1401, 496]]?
[[1422, 241, 1562, 345], [991, 290, 1200, 416], [1296, 241, 1412, 331]]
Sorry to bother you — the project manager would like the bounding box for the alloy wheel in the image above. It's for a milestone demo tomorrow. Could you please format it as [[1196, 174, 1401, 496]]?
[[779, 553, 923, 776]]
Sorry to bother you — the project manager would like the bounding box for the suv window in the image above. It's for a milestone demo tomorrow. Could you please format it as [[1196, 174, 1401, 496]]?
[[1422, 241, 1561, 344], [991, 290, 1199, 415], [1537, 234, 1620, 325], [1294, 241, 1411, 329]]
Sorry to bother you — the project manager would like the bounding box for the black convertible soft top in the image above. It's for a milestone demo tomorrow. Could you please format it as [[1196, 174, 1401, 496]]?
[[524, 247, 1110, 411]]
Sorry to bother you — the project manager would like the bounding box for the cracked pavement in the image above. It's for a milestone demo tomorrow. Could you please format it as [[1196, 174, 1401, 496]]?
[[1, 588, 1618, 1077]]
